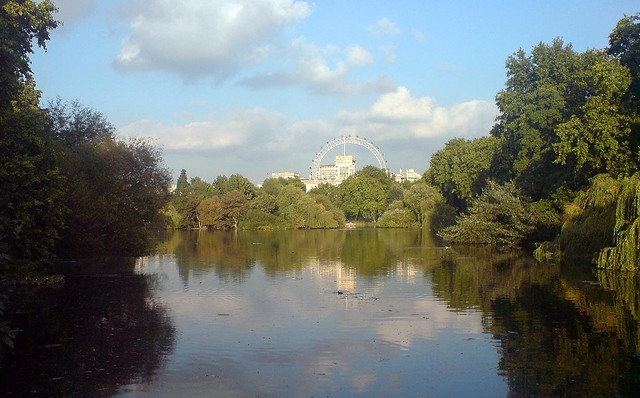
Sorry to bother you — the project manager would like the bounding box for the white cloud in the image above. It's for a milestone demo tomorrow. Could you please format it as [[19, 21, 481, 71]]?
[[346, 45, 374, 66], [118, 107, 288, 152], [335, 86, 498, 140], [411, 28, 426, 42], [367, 18, 401, 36], [114, 0, 312, 80], [240, 37, 395, 96]]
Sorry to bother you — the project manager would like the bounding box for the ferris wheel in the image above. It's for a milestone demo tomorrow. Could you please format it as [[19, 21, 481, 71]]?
[[310, 135, 388, 180]]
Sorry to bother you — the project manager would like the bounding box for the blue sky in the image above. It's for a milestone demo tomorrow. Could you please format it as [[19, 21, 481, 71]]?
[[31, 0, 639, 184]]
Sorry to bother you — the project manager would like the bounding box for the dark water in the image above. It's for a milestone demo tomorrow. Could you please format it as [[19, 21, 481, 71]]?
[[2, 229, 640, 397]]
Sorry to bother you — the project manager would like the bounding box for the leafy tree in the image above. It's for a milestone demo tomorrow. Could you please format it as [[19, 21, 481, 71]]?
[[608, 13, 640, 103], [212, 174, 256, 199], [403, 182, 456, 230], [46, 101, 171, 257], [308, 182, 340, 207], [339, 166, 392, 221], [491, 38, 639, 200], [220, 190, 248, 229], [0, 0, 65, 271], [439, 181, 535, 247], [227, 174, 256, 199], [491, 39, 585, 199], [607, 13, 640, 169], [197, 196, 223, 228], [425, 137, 500, 211], [0, 0, 58, 107], [250, 191, 278, 214], [553, 52, 635, 178]]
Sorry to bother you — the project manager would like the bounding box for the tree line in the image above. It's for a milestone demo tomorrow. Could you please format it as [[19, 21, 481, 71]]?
[[164, 166, 454, 231], [424, 13, 640, 267]]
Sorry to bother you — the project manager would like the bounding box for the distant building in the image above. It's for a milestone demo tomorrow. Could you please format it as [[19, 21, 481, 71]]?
[[335, 155, 356, 180], [395, 168, 422, 183], [271, 171, 300, 180], [303, 155, 356, 192]]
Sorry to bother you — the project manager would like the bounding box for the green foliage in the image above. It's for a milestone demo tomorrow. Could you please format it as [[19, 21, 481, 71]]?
[[0, 0, 58, 107], [0, 87, 66, 271], [553, 53, 634, 178], [0, 1, 64, 272], [338, 166, 392, 221], [439, 181, 545, 247], [537, 174, 619, 263], [378, 208, 416, 228], [596, 174, 640, 270], [220, 190, 248, 229], [212, 174, 256, 199], [54, 136, 171, 257], [608, 13, 640, 102], [308, 182, 340, 207], [426, 136, 500, 211]]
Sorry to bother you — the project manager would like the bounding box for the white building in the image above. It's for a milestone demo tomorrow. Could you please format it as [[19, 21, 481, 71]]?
[[395, 168, 422, 183], [271, 171, 300, 180]]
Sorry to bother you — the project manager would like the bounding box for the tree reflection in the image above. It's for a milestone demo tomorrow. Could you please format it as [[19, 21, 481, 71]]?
[[429, 247, 640, 397], [0, 258, 175, 397]]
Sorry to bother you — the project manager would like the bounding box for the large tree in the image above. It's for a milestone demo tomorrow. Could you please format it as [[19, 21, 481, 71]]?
[[0, 0, 64, 271], [47, 100, 172, 257], [338, 166, 392, 221], [491, 38, 637, 200], [425, 136, 500, 211]]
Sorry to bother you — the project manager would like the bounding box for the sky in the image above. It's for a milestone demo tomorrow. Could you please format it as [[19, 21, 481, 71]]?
[[30, 0, 639, 184]]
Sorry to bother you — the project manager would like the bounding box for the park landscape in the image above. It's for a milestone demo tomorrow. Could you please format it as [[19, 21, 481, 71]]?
[[2, 1, 640, 396]]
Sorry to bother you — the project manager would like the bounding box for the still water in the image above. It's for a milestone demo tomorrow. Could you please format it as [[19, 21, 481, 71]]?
[[2, 229, 640, 397]]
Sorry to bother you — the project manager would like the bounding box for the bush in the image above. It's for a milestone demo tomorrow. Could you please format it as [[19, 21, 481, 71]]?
[[439, 181, 556, 247]]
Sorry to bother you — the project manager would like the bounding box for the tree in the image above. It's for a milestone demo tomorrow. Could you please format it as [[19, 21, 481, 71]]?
[[0, 0, 64, 271], [553, 54, 634, 178], [425, 137, 500, 211], [47, 101, 171, 257], [0, 0, 58, 108], [403, 182, 456, 230], [339, 166, 392, 221], [607, 13, 640, 170], [439, 181, 535, 247], [491, 39, 584, 199], [608, 13, 640, 102], [197, 196, 223, 228], [491, 38, 639, 200], [220, 190, 248, 229]]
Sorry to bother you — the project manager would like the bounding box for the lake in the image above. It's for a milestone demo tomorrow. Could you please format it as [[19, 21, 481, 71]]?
[[2, 229, 639, 397]]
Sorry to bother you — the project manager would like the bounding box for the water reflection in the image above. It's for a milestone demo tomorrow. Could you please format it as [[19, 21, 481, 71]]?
[[3, 230, 640, 397], [0, 258, 175, 397]]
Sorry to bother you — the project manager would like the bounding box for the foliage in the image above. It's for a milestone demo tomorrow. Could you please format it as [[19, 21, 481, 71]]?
[[378, 208, 416, 228], [212, 174, 256, 199], [536, 174, 619, 263], [0, 0, 65, 271], [0, 0, 58, 107], [425, 136, 500, 211], [490, 38, 638, 200], [220, 190, 248, 229], [597, 174, 640, 270], [338, 166, 392, 221], [308, 182, 340, 207], [608, 13, 640, 103], [403, 182, 456, 230], [439, 181, 542, 247], [553, 52, 634, 178]]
